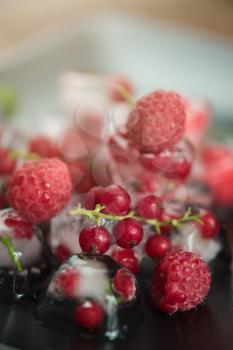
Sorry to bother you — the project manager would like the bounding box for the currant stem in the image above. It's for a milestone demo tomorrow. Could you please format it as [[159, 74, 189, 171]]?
[[115, 84, 134, 107], [10, 149, 41, 161], [0, 236, 23, 272], [70, 204, 202, 233]]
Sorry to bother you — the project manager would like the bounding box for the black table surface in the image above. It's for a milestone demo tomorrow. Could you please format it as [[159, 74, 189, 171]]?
[[0, 222, 233, 350]]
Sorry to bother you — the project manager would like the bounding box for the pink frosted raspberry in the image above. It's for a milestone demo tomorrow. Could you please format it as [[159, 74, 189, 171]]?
[[126, 91, 186, 154]]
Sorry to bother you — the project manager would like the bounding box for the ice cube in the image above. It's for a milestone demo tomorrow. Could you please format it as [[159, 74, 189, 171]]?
[[37, 254, 143, 340]]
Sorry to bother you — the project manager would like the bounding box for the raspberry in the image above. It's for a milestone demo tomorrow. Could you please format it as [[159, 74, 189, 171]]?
[[145, 234, 171, 258], [108, 75, 134, 102], [28, 136, 57, 158], [111, 248, 139, 274], [54, 244, 71, 262], [100, 184, 131, 215], [112, 268, 136, 301], [84, 186, 103, 210], [74, 300, 104, 330], [199, 209, 220, 239], [79, 225, 111, 254], [151, 249, 211, 314], [126, 91, 185, 154], [136, 195, 163, 219], [0, 148, 16, 176], [4, 212, 34, 240], [113, 218, 143, 249], [54, 266, 80, 298], [7, 158, 72, 224]]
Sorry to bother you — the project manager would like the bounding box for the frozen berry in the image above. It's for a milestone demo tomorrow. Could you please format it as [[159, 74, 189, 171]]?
[[4, 210, 34, 240], [108, 75, 134, 102], [136, 195, 163, 219], [199, 210, 220, 239], [145, 234, 171, 258], [7, 158, 72, 224], [0, 192, 5, 209], [126, 90, 186, 154], [113, 218, 143, 249], [54, 244, 71, 262], [28, 136, 57, 158], [79, 225, 111, 254], [100, 184, 131, 215], [74, 300, 104, 330], [84, 186, 103, 210], [112, 268, 136, 301], [54, 266, 80, 298], [151, 249, 211, 314], [111, 248, 139, 274], [0, 148, 16, 176]]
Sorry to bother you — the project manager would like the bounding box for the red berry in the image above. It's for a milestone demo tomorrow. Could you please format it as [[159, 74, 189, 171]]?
[[79, 225, 111, 254], [108, 75, 134, 102], [7, 158, 72, 224], [29, 136, 57, 158], [151, 249, 211, 314], [0, 192, 5, 209], [54, 244, 71, 262], [66, 160, 96, 194], [54, 266, 80, 298], [0, 148, 16, 176], [199, 210, 220, 239], [145, 234, 171, 258], [113, 218, 143, 249], [160, 209, 182, 234], [111, 248, 139, 274], [74, 301, 104, 330], [136, 195, 163, 219], [112, 268, 136, 301], [84, 186, 103, 210], [126, 91, 185, 154], [100, 184, 131, 215], [4, 211, 34, 240]]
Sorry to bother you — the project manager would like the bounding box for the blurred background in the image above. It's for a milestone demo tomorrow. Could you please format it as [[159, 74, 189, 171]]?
[[0, 0, 233, 126]]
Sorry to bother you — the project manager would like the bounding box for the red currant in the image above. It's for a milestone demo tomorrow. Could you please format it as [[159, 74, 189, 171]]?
[[199, 210, 220, 239], [79, 225, 111, 254], [145, 234, 171, 258], [0, 192, 5, 209], [111, 248, 139, 274], [112, 268, 136, 301], [74, 301, 104, 330], [84, 186, 103, 210], [0, 148, 16, 176], [54, 244, 71, 262], [29, 136, 57, 158], [100, 184, 131, 215], [113, 218, 143, 249], [136, 195, 163, 219]]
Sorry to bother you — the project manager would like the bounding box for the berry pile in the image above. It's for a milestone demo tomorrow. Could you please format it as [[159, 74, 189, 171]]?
[[0, 76, 224, 339]]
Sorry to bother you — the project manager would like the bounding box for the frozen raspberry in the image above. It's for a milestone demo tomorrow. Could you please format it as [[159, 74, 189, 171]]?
[[74, 300, 104, 330], [108, 75, 134, 102], [100, 184, 131, 215], [136, 195, 163, 219], [145, 234, 171, 258], [4, 211, 34, 240], [54, 244, 72, 262], [113, 218, 144, 249], [199, 209, 220, 239], [151, 249, 211, 314], [126, 91, 186, 154], [111, 248, 139, 274], [7, 158, 72, 224], [28, 136, 57, 158], [54, 266, 80, 298], [84, 186, 103, 210], [0, 148, 16, 176], [112, 268, 136, 301], [79, 225, 111, 254]]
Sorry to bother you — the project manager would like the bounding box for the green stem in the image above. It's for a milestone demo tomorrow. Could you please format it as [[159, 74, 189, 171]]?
[[70, 204, 202, 232], [0, 236, 23, 272], [10, 149, 41, 161], [115, 84, 134, 107]]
